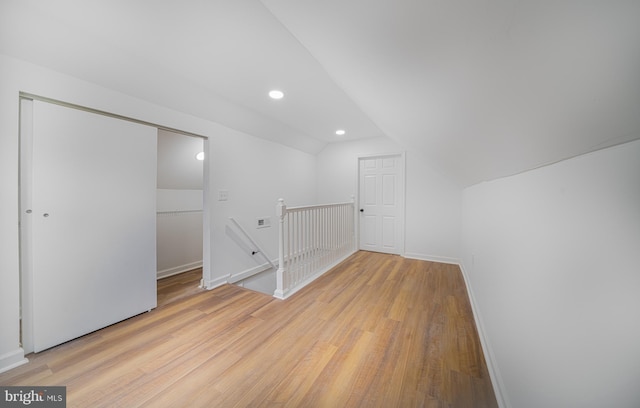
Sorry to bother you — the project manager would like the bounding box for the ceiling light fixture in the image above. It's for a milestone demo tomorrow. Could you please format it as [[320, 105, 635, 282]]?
[[269, 90, 284, 100], [196, 152, 205, 161], [335, 129, 346, 136]]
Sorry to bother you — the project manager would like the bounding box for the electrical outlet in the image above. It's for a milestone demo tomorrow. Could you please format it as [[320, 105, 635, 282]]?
[[218, 190, 229, 201]]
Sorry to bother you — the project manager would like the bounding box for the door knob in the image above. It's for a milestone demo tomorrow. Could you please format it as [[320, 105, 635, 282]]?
[[43, 213, 50, 218], [359, 209, 364, 212]]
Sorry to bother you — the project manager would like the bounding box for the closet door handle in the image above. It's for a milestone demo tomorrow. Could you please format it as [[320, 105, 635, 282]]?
[[359, 209, 364, 212]]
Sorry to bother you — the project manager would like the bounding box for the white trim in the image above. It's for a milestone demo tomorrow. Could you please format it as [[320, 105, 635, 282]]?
[[201, 137, 211, 293], [356, 151, 406, 160], [458, 262, 511, 408], [20, 93, 206, 139], [0, 349, 28, 374], [204, 275, 228, 290], [404, 252, 460, 265], [157, 261, 203, 280]]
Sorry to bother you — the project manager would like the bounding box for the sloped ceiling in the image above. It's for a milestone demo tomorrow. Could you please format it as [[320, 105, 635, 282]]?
[[2, 0, 639, 186]]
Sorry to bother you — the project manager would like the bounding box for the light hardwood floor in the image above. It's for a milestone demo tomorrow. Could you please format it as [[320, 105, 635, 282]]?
[[156, 268, 205, 308], [1, 251, 498, 407]]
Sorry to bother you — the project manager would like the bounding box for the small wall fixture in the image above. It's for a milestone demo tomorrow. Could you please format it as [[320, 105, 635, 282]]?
[[269, 90, 284, 100], [335, 129, 346, 136], [196, 152, 205, 161]]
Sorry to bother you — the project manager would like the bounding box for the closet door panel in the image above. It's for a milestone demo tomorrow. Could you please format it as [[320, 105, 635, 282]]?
[[29, 100, 157, 352]]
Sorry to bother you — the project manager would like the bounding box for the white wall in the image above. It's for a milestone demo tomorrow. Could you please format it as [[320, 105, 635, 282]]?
[[0, 54, 316, 372], [208, 128, 317, 288], [156, 196, 203, 278], [157, 130, 204, 190], [317, 136, 461, 262], [461, 140, 640, 408]]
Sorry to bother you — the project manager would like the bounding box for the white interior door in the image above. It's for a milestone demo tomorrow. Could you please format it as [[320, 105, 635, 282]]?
[[21, 99, 158, 353], [358, 154, 404, 255]]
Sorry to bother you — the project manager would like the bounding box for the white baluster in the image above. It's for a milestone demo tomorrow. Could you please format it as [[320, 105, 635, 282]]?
[[275, 198, 286, 298], [276, 199, 357, 299], [302, 209, 306, 280]]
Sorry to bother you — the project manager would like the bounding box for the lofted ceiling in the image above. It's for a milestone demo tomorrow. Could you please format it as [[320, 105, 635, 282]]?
[[1, 0, 639, 186]]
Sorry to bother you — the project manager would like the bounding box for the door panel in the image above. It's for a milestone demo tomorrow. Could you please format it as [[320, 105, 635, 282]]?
[[358, 155, 404, 254], [362, 215, 377, 247], [382, 216, 396, 249], [25, 100, 157, 352], [364, 175, 376, 205], [382, 174, 396, 205]]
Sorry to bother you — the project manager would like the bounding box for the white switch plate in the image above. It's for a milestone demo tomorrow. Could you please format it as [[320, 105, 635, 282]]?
[[218, 190, 229, 201]]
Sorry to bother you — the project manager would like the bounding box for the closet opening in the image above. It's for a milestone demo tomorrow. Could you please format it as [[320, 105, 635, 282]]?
[[156, 130, 206, 306]]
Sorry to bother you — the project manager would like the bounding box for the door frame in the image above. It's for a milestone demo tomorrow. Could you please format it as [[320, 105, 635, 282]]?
[[18, 93, 211, 352], [356, 152, 406, 256]]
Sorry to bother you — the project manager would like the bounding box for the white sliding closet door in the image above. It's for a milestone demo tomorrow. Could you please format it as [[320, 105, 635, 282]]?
[[22, 100, 157, 352]]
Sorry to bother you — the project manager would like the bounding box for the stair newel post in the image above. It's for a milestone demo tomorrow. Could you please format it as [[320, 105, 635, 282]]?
[[275, 198, 287, 299]]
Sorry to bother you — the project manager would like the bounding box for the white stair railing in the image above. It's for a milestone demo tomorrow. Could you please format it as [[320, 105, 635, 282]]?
[[275, 197, 356, 299]]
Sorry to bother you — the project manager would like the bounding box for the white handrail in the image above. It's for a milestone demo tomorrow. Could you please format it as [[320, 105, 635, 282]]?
[[228, 217, 276, 270], [286, 201, 356, 211]]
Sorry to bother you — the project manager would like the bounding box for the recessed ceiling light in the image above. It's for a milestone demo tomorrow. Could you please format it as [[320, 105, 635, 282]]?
[[269, 90, 284, 100], [195, 152, 205, 161], [335, 129, 346, 136]]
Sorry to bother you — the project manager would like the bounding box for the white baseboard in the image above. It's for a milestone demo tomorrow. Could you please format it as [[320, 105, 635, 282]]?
[[202, 259, 278, 291], [203, 275, 228, 290], [458, 262, 510, 408], [0, 348, 28, 374], [157, 261, 203, 280], [404, 252, 460, 265]]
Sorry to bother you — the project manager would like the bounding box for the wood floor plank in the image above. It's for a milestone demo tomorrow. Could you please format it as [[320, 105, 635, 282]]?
[[156, 268, 204, 307], [260, 340, 339, 407], [0, 251, 498, 407]]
